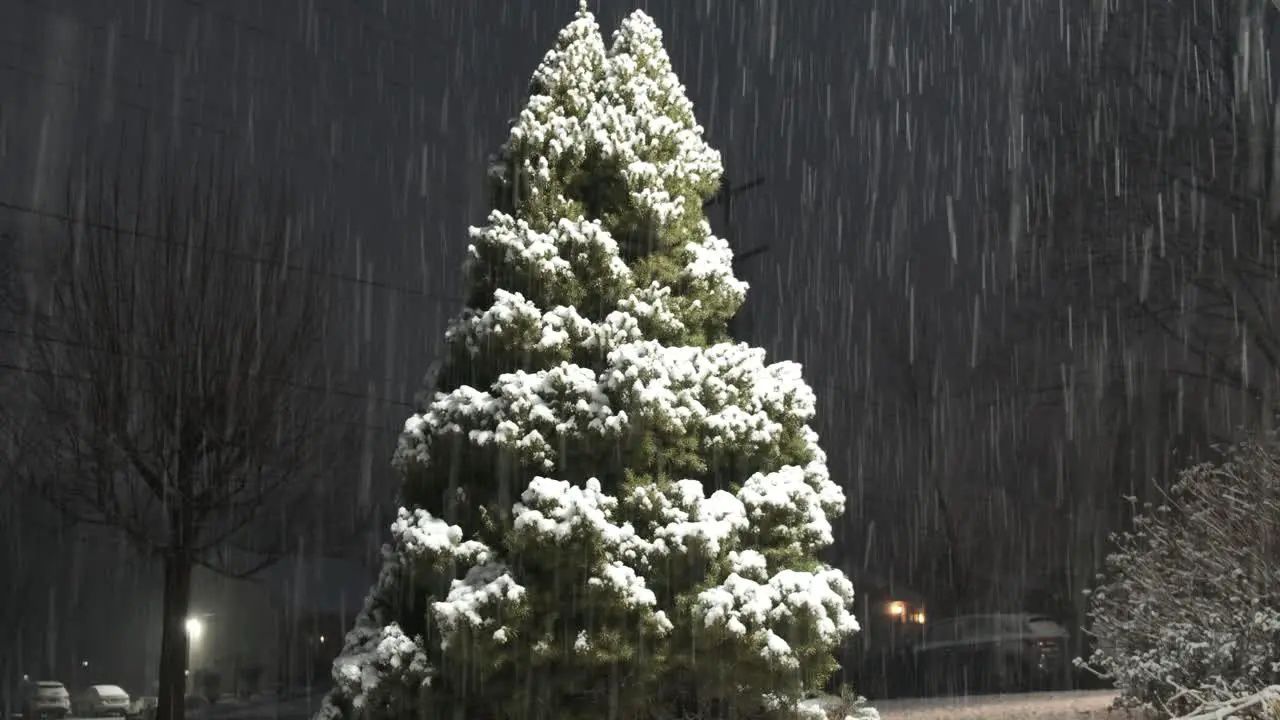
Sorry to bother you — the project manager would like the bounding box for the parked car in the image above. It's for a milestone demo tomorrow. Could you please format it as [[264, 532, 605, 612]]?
[[21, 681, 71, 719], [72, 686, 130, 718], [890, 613, 1071, 696]]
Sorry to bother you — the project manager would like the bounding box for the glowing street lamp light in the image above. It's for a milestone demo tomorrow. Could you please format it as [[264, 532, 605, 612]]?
[[185, 617, 204, 641]]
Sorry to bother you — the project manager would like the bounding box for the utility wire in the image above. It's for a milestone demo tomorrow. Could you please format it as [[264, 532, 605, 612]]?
[[0, 324, 416, 410], [0, 198, 464, 304], [0, 181, 772, 309], [0, 171, 774, 413], [703, 176, 766, 211], [0, 358, 406, 436]]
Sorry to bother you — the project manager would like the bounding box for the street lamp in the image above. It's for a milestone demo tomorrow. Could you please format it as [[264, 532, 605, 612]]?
[[185, 617, 204, 641], [185, 614, 214, 695]]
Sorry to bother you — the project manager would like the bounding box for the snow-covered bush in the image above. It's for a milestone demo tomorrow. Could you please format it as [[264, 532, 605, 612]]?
[[1171, 686, 1280, 720], [318, 5, 866, 720], [1082, 434, 1280, 718]]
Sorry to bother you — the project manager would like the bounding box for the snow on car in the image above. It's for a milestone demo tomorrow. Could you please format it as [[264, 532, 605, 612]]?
[[72, 686, 130, 718], [22, 681, 71, 719]]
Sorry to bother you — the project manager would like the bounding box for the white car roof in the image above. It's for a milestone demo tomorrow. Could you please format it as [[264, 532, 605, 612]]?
[[934, 613, 1061, 624], [90, 685, 128, 695]]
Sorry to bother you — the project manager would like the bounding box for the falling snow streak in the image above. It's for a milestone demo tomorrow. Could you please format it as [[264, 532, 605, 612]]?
[[2, 0, 1278, 710]]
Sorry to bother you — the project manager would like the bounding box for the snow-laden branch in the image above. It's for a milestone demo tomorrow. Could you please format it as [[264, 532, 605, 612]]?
[[1174, 685, 1280, 720]]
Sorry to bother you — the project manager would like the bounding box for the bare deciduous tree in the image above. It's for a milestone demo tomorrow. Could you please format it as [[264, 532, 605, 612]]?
[[0, 227, 48, 711], [2, 151, 360, 720], [996, 0, 1280, 668], [1021, 0, 1280, 424]]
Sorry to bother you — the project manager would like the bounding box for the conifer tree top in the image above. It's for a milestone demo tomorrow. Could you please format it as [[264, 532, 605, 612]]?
[[493, 4, 722, 233]]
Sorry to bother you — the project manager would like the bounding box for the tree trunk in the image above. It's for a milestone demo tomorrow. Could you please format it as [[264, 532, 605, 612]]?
[[156, 552, 194, 720]]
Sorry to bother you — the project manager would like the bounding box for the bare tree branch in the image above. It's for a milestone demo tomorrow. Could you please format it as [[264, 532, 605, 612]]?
[[1010, 0, 1280, 433], [1, 145, 366, 720]]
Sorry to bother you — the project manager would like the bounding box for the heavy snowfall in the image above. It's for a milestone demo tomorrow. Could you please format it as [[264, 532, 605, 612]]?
[[3, 1, 1280, 719]]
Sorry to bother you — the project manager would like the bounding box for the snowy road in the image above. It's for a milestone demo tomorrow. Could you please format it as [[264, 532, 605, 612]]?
[[234, 692, 1144, 720], [868, 690, 1153, 719]]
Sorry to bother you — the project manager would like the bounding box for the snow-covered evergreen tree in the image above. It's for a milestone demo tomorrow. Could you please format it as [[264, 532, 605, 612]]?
[[319, 6, 870, 719]]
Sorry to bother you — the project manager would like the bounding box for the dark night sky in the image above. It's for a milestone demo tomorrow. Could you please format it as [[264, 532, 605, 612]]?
[[0, 0, 1069, 688]]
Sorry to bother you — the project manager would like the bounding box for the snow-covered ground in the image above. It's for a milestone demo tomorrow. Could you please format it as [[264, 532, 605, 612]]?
[[58, 693, 325, 720], [196, 695, 323, 720], [803, 690, 1155, 720], [867, 690, 1153, 719], [54, 690, 1157, 720]]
